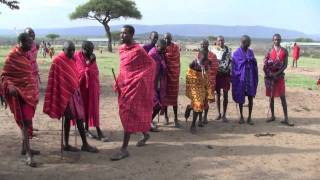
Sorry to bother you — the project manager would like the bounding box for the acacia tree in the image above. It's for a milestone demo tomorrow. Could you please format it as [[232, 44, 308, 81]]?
[[46, 33, 60, 44], [0, 0, 19, 14], [0, 0, 19, 9], [70, 0, 142, 52]]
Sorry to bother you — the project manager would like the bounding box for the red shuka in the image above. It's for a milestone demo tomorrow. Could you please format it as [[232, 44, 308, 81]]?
[[43, 52, 79, 119], [116, 43, 156, 133], [292, 45, 300, 61], [74, 51, 100, 127], [1, 46, 39, 126], [163, 43, 180, 106], [266, 48, 286, 97]]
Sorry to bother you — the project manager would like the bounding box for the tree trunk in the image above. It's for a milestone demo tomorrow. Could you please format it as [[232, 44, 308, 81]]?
[[103, 23, 112, 52]]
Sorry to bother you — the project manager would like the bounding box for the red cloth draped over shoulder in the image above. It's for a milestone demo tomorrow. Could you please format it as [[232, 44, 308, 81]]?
[[266, 47, 286, 97], [74, 51, 100, 127], [163, 43, 180, 106], [116, 43, 156, 133], [43, 52, 79, 119], [1, 46, 39, 107], [196, 51, 218, 94], [292, 45, 300, 61], [1, 47, 39, 125]]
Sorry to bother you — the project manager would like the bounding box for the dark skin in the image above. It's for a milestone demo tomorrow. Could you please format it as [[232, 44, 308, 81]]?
[[266, 35, 294, 126], [149, 32, 159, 46], [189, 51, 211, 133], [24, 27, 40, 134], [111, 27, 150, 161], [7, 35, 38, 167], [215, 36, 230, 123], [238, 36, 254, 125], [163, 33, 181, 128], [62, 41, 98, 153], [82, 42, 109, 142], [150, 41, 167, 132], [200, 40, 211, 125]]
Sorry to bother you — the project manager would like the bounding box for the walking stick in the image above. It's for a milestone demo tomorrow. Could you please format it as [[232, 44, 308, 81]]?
[[112, 68, 122, 98], [61, 116, 64, 160]]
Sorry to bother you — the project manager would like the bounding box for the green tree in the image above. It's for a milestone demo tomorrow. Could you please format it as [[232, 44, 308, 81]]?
[[70, 0, 142, 52], [111, 31, 121, 43], [208, 36, 216, 42], [46, 33, 60, 43], [0, 0, 19, 14], [294, 37, 314, 43]]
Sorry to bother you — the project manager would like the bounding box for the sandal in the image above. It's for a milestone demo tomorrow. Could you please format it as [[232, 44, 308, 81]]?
[[281, 120, 294, 127], [266, 117, 276, 123], [63, 145, 79, 152], [26, 156, 37, 168], [81, 145, 99, 153], [110, 150, 129, 161], [136, 134, 150, 147]]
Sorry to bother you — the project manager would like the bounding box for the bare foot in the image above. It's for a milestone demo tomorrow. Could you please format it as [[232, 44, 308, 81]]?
[[266, 116, 276, 123], [215, 114, 222, 121], [239, 117, 245, 124], [222, 116, 229, 123]]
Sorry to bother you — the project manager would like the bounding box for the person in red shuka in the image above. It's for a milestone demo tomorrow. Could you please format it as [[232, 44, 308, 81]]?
[[43, 41, 98, 154], [292, 42, 300, 68], [1, 33, 40, 167], [111, 25, 156, 161]]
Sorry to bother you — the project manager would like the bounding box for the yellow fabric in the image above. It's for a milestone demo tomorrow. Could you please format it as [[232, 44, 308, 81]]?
[[186, 68, 214, 112]]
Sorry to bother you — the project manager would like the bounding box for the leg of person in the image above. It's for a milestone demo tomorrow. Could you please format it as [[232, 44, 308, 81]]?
[[239, 103, 245, 124], [215, 90, 222, 120], [173, 105, 181, 128], [110, 132, 130, 161], [137, 132, 150, 147], [96, 126, 110, 142], [292, 59, 294, 68], [76, 119, 98, 153], [164, 106, 169, 125], [85, 119, 97, 139], [184, 104, 192, 121], [247, 96, 254, 125], [296, 60, 298, 68], [63, 117, 79, 152], [190, 111, 198, 134], [198, 111, 204, 127], [203, 107, 209, 125], [266, 97, 276, 122], [280, 96, 294, 126], [222, 90, 229, 122], [150, 107, 161, 132], [22, 120, 37, 167]]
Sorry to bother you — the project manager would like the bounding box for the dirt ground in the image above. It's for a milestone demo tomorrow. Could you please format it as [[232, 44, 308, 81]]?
[[0, 76, 320, 180]]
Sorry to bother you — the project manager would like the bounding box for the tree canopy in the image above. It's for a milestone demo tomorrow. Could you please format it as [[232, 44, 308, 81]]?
[[0, 0, 19, 10], [46, 34, 60, 41], [70, 0, 142, 52]]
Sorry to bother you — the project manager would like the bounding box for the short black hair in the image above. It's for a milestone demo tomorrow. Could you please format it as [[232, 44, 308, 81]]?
[[123, 25, 135, 35], [82, 40, 94, 49], [157, 39, 167, 46], [241, 35, 251, 41], [17, 33, 30, 43], [273, 33, 281, 39]]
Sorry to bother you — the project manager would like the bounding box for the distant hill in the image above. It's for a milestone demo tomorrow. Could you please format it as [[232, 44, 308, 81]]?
[[1, 24, 319, 40]]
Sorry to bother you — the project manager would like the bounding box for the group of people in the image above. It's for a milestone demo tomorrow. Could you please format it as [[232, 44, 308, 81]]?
[[0, 25, 302, 166]]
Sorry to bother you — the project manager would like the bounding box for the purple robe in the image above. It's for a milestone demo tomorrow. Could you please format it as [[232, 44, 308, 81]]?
[[143, 43, 155, 53], [231, 48, 258, 104], [148, 47, 167, 109]]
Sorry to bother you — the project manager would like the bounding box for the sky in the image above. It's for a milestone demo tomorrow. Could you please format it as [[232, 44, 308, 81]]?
[[0, 0, 319, 34]]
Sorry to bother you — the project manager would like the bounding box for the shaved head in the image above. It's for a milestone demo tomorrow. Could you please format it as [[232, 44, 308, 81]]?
[[164, 32, 172, 45], [240, 35, 251, 49], [63, 41, 75, 59], [24, 27, 35, 40]]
